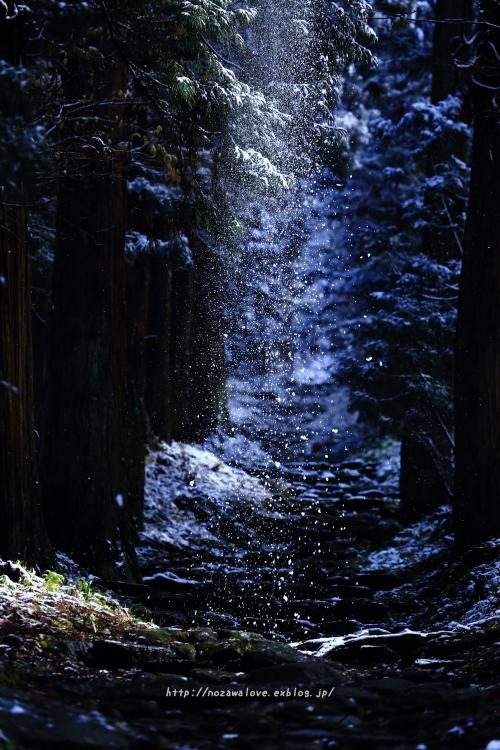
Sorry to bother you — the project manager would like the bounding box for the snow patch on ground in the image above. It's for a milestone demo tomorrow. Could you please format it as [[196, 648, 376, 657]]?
[[141, 441, 271, 551], [363, 507, 451, 571], [433, 550, 500, 628], [147, 440, 270, 502], [461, 596, 500, 624]]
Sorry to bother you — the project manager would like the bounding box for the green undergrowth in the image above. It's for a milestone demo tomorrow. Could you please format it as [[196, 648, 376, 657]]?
[[0, 563, 157, 644]]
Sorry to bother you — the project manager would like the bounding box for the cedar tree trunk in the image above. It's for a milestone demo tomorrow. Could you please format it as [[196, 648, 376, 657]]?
[[0, 7, 54, 569], [42, 159, 139, 579], [187, 249, 226, 442], [144, 254, 172, 443], [454, 0, 500, 549], [124, 251, 150, 523], [0, 199, 54, 568], [170, 267, 194, 440]]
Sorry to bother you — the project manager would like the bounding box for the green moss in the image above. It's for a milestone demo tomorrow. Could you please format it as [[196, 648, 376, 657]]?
[[125, 628, 185, 644], [174, 643, 196, 660]]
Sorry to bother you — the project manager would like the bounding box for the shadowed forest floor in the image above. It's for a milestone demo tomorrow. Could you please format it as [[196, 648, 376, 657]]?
[[2, 445, 500, 749]]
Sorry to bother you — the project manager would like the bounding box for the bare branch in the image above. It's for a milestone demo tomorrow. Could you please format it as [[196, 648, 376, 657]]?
[[441, 195, 464, 258]]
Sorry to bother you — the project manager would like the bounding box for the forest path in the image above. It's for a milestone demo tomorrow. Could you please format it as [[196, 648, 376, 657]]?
[[2, 456, 500, 749]]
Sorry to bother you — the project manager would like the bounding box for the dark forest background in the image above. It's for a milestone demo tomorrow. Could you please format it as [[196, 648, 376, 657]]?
[[1, 0, 500, 580]]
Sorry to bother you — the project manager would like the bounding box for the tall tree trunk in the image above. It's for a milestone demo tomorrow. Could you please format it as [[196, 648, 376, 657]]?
[[31, 252, 52, 470], [399, 434, 451, 525], [454, 0, 500, 550], [144, 255, 172, 443], [187, 250, 226, 442], [0, 7, 54, 569], [40, 15, 139, 578], [0, 198, 54, 568], [124, 251, 150, 523], [42, 157, 139, 579], [430, 0, 472, 106], [171, 267, 194, 441]]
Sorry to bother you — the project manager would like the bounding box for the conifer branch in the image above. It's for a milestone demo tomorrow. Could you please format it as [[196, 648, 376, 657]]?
[[199, 35, 246, 74]]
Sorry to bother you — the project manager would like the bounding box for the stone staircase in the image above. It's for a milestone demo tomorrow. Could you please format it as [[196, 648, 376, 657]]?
[[101, 456, 404, 639], [4, 454, 500, 750]]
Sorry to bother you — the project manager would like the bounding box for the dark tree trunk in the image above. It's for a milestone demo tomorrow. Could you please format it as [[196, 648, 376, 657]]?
[[399, 434, 452, 525], [124, 252, 150, 524], [187, 251, 227, 442], [39, 14, 140, 578], [0, 3, 26, 65], [0, 199, 54, 568], [42, 160, 139, 579], [454, 0, 500, 550], [0, 8, 54, 569], [31, 266, 51, 456], [142, 249, 227, 445], [430, 0, 472, 106], [170, 267, 194, 441], [144, 255, 172, 443]]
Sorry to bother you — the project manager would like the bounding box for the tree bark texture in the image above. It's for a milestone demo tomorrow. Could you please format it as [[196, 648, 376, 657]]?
[[431, 0, 473, 106], [42, 161, 139, 579], [31, 260, 52, 469], [0, 8, 54, 569], [170, 267, 194, 441], [124, 252, 150, 524], [454, 0, 500, 549], [141, 249, 226, 445], [0, 199, 54, 568], [144, 255, 172, 443], [399, 434, 451, 525], [186, 251, 226, 442]]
